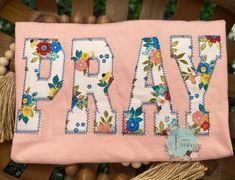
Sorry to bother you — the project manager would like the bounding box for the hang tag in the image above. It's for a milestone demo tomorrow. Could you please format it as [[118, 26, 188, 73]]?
[[165, 127, 201, 160]]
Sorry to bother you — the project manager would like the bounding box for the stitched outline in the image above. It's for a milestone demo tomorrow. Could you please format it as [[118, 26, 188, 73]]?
[[87, 57, 100, 77], [153, 36, 179, 136], [122, 39, 146, 136], [122, 37, 179, 136], [24, 38, 65, 101], [15, 38, 65, 133], [94, 39, 117, 135], [65, 38, 117, 135], [170, 35, 222, 136], [37, 59, 53, 81]]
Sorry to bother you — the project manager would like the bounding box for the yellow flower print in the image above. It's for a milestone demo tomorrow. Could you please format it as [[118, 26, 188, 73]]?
[[30, 39, 38, 48], [81, 52, 90, 61], [204, 115, 209, 122], [48, 88, 59, 98], [101, 71, 111, 82], [22, 106, 33, 117], [23, 98, 28, 104], [200, 74, 210, 85]]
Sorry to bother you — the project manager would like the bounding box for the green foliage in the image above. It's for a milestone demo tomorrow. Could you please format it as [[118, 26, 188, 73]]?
[[228, 61, 235, 74], [21, 0, 35, 9], [94, 0, 106, 17], [128, 0, 142, 19], [0, 18, 15, 36], [164, 0, 177, 19], [199, 2, 216, 20], [57, 0, 72, 15], [49, 166, 66, 180], [229, 97, 235, 112], [3, 161, 27, 178], [97, 163, 109, 175]]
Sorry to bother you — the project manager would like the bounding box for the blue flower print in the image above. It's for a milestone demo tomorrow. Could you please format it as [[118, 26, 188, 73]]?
[[153, 37, 160, 49], [197, 62, 211, 74], [74, 128, 79, 133], [71, 95, 78, 109], [152, 84, 168, 96], [126, 117, 140, 133], [22, 94, 32, 105], [50, 41, 62, 53]]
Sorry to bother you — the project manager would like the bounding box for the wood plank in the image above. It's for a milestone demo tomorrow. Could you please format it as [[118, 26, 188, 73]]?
[[0, 141, 12, 170], [229, 74, 235, 97], [207, 0, 235, 15], [21, 164, 54, 180], [106, 0, 129, 22], [72, 0, 93, 17], [216, 157, 235, 179], [0, 32, 14, 56], [140, 0, 168, 19], [35, 0, 57, 13], [0, 0, 40, 22], [210, 6, 235, 35], [173, 0, 203, 20], [0, 171, 17, 180], [201, 157, 235, 179], [229, 112, 235, 139], [0, 0, 7, 9], [227, 41, 235, 62], [109, 163, 136, 179]]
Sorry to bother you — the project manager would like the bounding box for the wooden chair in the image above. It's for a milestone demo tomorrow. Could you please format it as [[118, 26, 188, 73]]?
[[0, 0, 235, 179]]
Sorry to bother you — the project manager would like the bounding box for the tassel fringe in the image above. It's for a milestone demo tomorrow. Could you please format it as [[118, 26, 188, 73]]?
[[132, 161, 207, 180], [0, 72, 15, 143]]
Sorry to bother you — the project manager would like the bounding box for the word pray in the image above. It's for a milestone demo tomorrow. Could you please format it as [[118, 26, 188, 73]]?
[[16, 36, 221, 136]]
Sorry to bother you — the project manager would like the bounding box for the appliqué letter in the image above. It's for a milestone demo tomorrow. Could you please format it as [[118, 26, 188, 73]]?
[[123, 37, 178, 135], [16, 38, 65, 133], [65, 38, 117, 134], [170, 35, 221, 135]]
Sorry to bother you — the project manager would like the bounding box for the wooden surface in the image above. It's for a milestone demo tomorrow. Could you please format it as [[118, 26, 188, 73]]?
[[229, 75, 235, 97], [140, 0, 168, 19], [208, 0, 235, 14], [0, 0, 7, 8], [106, 0, 129, 22], [0, 171, 17, 180], [173, 0, 203, 20], [201, 157, 235, 180], [229, 112, 235, 139], [72, 0, 93, 17], [227, 41, 235, 61], [20, 164, 54, 180], [210, 6, 235, 35], [35, 0, 57, 13], [0, 0, 39, 22], [0, 32, 14, 55], [0, 141, 11, 171]]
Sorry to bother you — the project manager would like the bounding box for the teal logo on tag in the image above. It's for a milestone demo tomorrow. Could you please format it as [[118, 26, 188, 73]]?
[[166, 127, 200, 160]]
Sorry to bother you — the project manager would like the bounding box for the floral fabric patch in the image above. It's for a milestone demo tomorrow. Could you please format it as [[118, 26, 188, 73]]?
[[16, 36, 222, 136], [123, 37, 178, 135], [170, 36, 221, 135], [66, 38, 117, 134], [16, 38, 65, 133]]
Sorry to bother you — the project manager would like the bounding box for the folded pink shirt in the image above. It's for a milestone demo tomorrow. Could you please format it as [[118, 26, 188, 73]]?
[[11, 20, 233, 164]]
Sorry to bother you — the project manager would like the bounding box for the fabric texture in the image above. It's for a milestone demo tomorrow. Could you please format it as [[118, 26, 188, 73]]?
[[11, 21, 233, 164]]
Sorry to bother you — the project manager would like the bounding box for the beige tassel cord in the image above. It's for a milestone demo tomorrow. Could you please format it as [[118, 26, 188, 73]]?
[[132, 161, 207, 180], [0, 72, 16, 142]]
